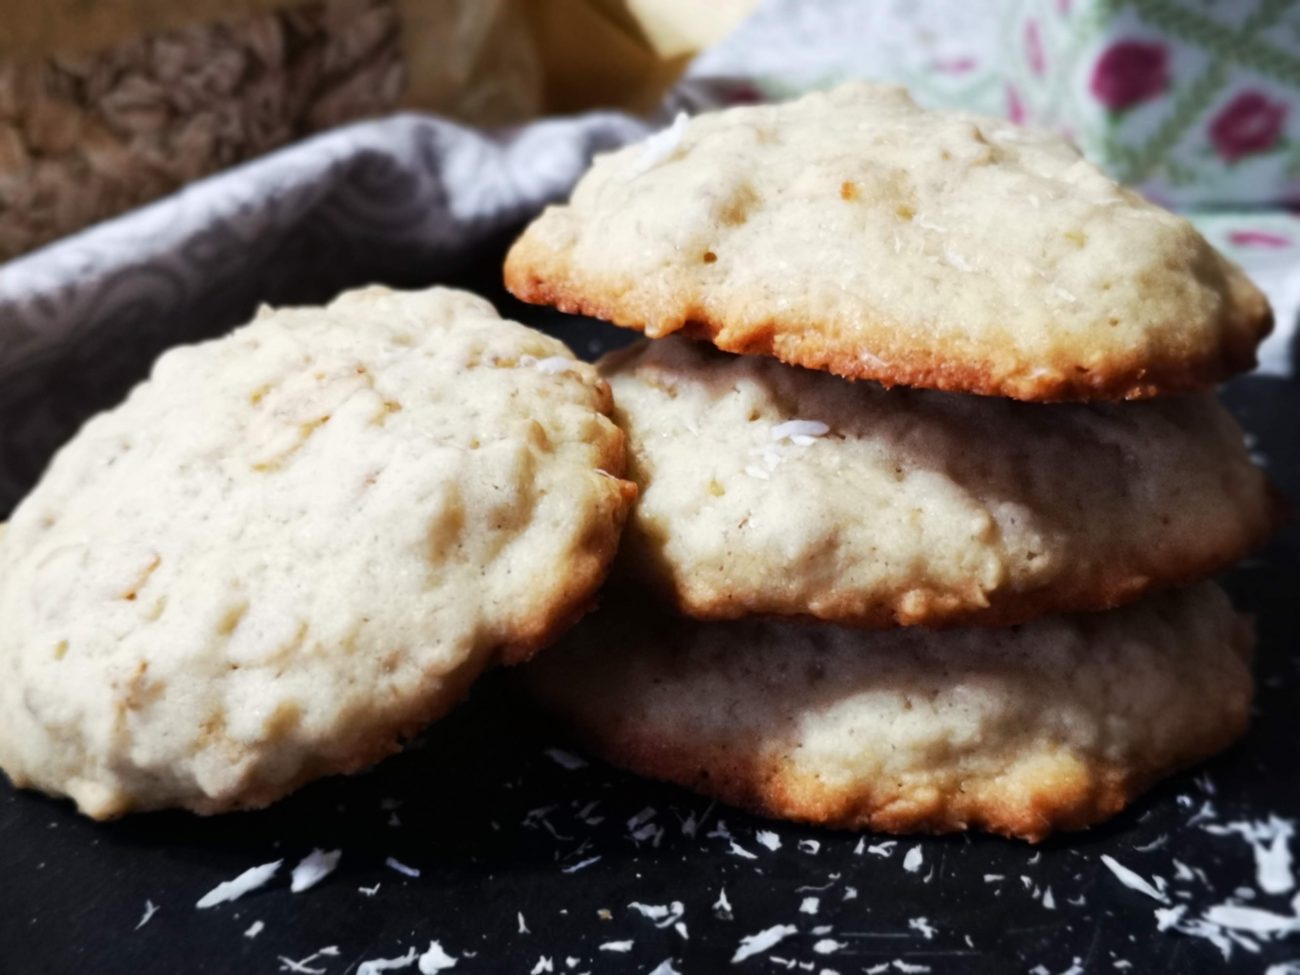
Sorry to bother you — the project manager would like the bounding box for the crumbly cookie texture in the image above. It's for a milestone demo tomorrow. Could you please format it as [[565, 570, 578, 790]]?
[[0, 286, 635, 818], [526, 583, 1254, 841], [603, 337, 1276, 627], [505, 83, 1271, 402]]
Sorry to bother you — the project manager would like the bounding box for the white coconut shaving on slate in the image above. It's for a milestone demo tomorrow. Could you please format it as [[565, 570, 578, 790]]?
[[357, 946, 419, 975], [1100, 856, 1168, 903], [195, 860, 282, 908], [418, 941, 458, 973], [1204, 817, 1296, 894], [544, 749, 586, 770], [629, 902, 685, 929], [291, 849, 341, 893], [732, 924, 798, 963], [385, 857, 420, 878], [135, 900, 159, 930]]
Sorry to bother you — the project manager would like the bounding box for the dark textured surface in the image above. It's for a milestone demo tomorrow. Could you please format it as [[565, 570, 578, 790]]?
[[0, 247, 1297, 974]]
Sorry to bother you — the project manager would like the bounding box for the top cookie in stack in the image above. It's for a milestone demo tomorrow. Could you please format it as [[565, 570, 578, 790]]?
[[505, 85, 1279, 839], [505, 83, 1271, 402]]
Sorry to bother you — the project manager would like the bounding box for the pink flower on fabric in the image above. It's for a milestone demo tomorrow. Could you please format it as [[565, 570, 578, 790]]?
[[1007, 84, 1026, 124], [1025, 20, 1046, 76], [934, 56, 977, 75], [1227, 229, 1292, 248], [1057, 0, 1071, 14], [1090, 41, 1168, 111], [1210, 92, 1288, 163]]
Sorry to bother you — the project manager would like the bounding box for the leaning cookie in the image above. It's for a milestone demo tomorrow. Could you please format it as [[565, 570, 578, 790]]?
[[603, 337, 1276, 628], [525, 583, 1253, 841], [0, 286, 635, 819], [505, 83, 1270, 402]]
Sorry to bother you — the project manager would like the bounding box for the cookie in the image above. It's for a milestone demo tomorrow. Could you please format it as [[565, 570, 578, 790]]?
[[505, 83, 1271, 402], [603, 337, 1275, 628], [0, 286, 636, 818], [525, 583, 1254, 841]]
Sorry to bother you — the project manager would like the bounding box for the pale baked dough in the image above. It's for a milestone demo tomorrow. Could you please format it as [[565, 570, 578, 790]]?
[[506, 83, 1271, 401], [525, 583, 1254, 841], [0, 286, 635, 818], [603, 337, 1275, 627]]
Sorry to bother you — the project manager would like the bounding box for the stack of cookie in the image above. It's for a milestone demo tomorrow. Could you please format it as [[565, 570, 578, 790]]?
[[505, 84, 1279, 840]]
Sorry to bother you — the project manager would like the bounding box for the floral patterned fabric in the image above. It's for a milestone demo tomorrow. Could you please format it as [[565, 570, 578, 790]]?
[[1002, 0, 1300, 208], [688, 0, 1300, 372]]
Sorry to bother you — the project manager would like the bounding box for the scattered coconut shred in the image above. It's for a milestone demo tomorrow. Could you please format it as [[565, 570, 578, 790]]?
[[357, 941, 456, 975], [109, 736, 1300, 970], [290, 849, 341, 893], [195, 860, 282, 909]]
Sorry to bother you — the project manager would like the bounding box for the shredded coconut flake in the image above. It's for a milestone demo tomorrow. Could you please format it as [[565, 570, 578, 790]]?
[[909, 917, 936, 940], [134, 900, 159, 930], [245, 920, 265, 939], [1205, 817, 1296, 894], [1100, 855, 1168, 903], [944, 247, 973, 272], [771, 420, 830, 443], [530, 958, 554, 974], [812, 939, 844, 955], [714, 888, 734, 919], [647, 962, 682, 975], [291, 849, 342, 893], [196, 860, 282, 908], [902, 847, 924, 873], [544, 748, 587, 770], [755, 830, 782, 852], [533, 357, 574, 375], [418, 941, 457, 973], [732, 925, 798, 963], [627, 112, 690, 178], [562, 856, 601, 874], [800, 897, 820, 915], [385, 857, 420, 878], [728, 841, 759, 860], [629, 902, 685, 928], [599, 941, 633, 953], [1202, 904, 1300, 935], [358, 947, 420, 975]]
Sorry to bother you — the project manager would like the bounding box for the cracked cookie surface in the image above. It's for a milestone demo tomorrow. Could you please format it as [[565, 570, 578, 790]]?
[[602, 337, 1275, 627], [0, 286, 634, 817], [506, 83, 1271, 401], [525, 583, 1254, 841]]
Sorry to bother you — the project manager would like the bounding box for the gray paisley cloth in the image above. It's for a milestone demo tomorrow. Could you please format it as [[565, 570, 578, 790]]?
[[0, 110, 653, 513]]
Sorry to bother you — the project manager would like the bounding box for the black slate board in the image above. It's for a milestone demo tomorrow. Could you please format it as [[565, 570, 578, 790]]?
[[1, 244, 1298, 975]]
